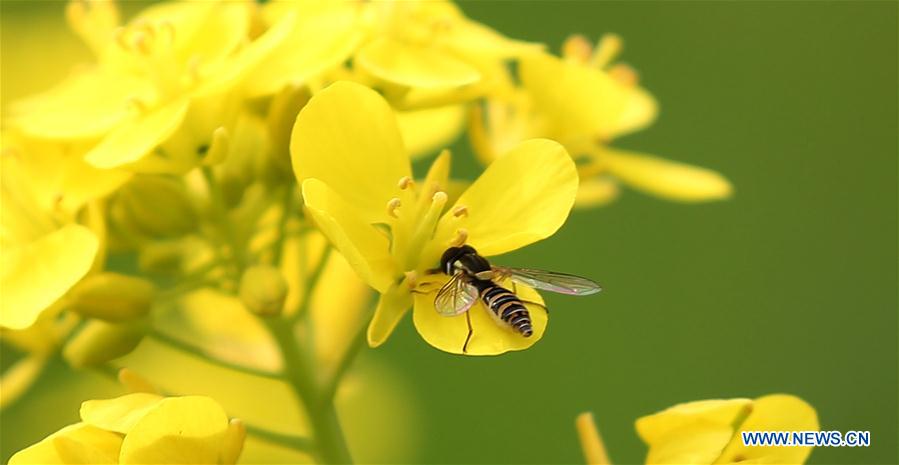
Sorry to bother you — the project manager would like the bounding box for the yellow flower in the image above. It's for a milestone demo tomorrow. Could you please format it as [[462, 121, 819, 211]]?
[[10, 0, 292, 171], [291, 81, 578, 355], [249, 0, 537, 96], [636, 395, 819, 464], [1, 133, 127, 330], [576, 395, 818, 465], [9, 393, 245, 464], [472, 34, 732, 206]]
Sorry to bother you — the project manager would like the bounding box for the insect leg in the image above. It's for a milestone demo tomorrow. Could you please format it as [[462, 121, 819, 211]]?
[[462, 310, 473, 353]]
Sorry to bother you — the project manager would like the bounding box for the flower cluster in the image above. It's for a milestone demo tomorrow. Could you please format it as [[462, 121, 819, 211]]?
[[0, 1, 813, 464]]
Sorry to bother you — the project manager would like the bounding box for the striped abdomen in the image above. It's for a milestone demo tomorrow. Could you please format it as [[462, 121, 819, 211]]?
[[476, 281, 533, 337]]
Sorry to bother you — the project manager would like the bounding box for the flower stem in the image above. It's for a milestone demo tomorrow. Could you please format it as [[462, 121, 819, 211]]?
[[265, 318, 353, 464], [244, 424, 315, 452], [148, 330, 281, 380]]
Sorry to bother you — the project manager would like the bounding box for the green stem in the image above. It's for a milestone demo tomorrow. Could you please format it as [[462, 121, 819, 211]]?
[[244, 424, 315, 452], [321, 318, 369, 403], [290, 246, 332, 324], [265, 318, 353, 464], [271, 186, 296, 265], [148, 330, 281, 380]]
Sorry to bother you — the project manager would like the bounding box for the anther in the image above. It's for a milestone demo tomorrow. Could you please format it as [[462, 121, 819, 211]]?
[[386, 198, 402, 218], [562, 34, 593, 63], [609, 64, 638, 86], [452, 205, 468, 218], [132, 32, 151, 54], [397, 176, 414, 190], [450, 228, 468, 247], [404, 270, 419, 288], [432, 191, 447, 203]]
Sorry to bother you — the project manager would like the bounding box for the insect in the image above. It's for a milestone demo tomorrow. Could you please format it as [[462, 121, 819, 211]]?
[[433, 245, 601, 353]]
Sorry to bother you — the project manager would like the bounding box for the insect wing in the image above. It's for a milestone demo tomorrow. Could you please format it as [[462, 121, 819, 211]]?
[[434, 273, 479, 316], [494, 266, 602, 296]]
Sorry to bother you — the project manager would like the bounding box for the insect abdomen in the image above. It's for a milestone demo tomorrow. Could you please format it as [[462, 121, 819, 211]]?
[[478, 283, 533, 337]]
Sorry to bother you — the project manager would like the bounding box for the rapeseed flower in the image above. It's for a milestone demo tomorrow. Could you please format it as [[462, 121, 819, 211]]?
[[291, 81, 577, 355], [250, 0, 537, 96], [1, 133, 127, 330], [10, 0, 292, 171], [576, 394, 819, 464], [9, 393, 245, 464], [471, 34, 732, 206]]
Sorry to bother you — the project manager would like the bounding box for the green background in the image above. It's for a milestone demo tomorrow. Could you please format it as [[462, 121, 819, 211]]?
[[2, 1, 896, 464]]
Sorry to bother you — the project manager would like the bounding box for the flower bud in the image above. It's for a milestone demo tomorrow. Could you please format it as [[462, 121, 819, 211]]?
[[63, 319, 147, 368], [238, 266, 288, 317], [68, 273, 156, 322], [138, 241, 185, 274], [116, 175, 198, 237]]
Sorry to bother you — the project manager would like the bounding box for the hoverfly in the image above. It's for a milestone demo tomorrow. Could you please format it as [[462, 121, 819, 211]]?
[[434, 245, 601, 352]]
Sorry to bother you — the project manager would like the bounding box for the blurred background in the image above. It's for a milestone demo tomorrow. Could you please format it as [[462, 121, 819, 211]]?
[[2, 1, 896, 464]]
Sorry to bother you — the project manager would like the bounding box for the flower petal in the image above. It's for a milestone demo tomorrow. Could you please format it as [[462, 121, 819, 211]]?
[[396, 105, 466, 160], [636, 398, 752, 445], [602, 148, 733, 202], [195, 10, 297, 98], [412, 277, 546, 355], [80, 393, 164, 434], [85, 98, 190, 169], [291, 81, 411, 224], [118, 396, 231, 464], [302, 179, 396, 293], [644, 426, 734, 465], [247, 2, 363, 97], [10, 423, 122, 465], [368, 282, 413, 347], [636, 398, 752, 465], [356, 38, 480, 89], [430, 139, 577, 259], [610, 85, 658, 139], [574, 177, 620, 208], [520, 52, 630, 141], [11, 68, 146, 140], [717, 394, 819, 464], [1, 224, 99, 330]]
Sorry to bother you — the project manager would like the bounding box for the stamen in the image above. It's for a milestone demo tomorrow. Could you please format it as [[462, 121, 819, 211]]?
[[609, 63, 638, 86], [452, 205, 468, 218], [404, 270, 419, 288], [397, 176, 414, 190], [386, 198, 402, 218], [591, 33, 622, 69], [562, 34, 593, 63], [132, 31, 151, 54], [135, 20, 154, 40], [450, 228, 468, 247]]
